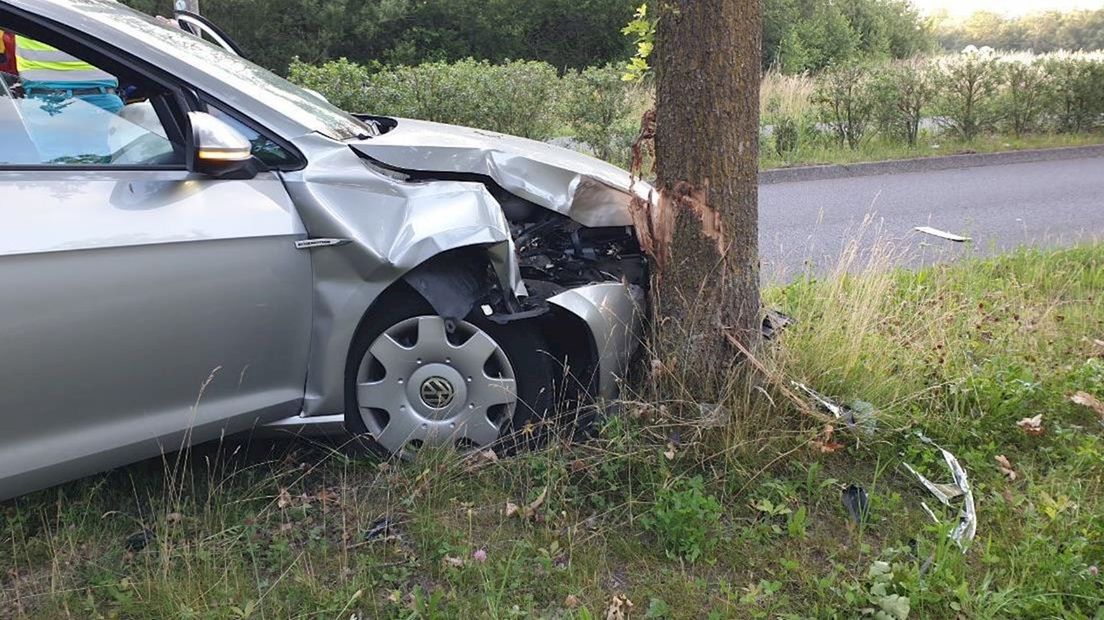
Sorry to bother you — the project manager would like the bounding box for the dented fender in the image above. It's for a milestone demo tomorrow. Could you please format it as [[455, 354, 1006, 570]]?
[[280, 137, 525, 416]]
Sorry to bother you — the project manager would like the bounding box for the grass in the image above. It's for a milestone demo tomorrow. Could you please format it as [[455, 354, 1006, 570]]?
[[760, 131, 1104, 170], [761, 71, 816, 122], [3, 243, 1104, 618]]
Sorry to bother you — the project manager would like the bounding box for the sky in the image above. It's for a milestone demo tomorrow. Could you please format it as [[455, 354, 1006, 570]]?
[[911, 0, 1104, 18]]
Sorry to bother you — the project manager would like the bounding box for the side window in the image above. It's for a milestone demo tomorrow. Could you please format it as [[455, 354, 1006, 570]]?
[[207, 104, 299, 167], [0, 79, 39, 164], [0, 28, 183, 167]]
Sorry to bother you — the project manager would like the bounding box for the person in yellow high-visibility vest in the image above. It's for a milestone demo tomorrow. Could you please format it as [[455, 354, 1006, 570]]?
[[0, 32, 126, 162], [8, 34, 123, 114], [0, 31, 17, 75]]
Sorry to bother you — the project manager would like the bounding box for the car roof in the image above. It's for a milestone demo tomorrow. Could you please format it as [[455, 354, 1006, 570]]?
[[3, 0, 366, 141]]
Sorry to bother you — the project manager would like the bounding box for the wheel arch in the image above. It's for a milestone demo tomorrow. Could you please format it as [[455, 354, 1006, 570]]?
[[339, 247, 603, 433]]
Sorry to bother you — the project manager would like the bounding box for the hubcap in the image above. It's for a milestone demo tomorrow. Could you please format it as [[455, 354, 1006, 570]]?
[[356, 316, 517, 456]]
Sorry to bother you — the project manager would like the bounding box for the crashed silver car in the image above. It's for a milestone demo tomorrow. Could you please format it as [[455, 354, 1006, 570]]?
[[0, 0, 648, 499]]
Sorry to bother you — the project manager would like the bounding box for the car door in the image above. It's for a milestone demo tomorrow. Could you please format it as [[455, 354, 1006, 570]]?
[[0, 57, 313, 498]]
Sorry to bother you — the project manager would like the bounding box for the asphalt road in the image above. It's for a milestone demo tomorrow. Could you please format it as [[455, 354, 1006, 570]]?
[[759, 155, 1104, 283]]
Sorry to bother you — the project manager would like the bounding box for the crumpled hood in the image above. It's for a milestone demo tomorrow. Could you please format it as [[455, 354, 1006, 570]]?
[[349, 118, 649, 228]]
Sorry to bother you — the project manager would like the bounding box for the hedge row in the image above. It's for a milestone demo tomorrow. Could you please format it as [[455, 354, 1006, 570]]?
[[796, 48, 1104, 156], [288, 58, 640, 165], [289, 49, 1104, 169]]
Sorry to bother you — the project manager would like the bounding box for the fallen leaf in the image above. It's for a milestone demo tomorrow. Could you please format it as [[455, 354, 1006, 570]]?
[[994, 455, 1017, 481], [564, 594, 581, 609], [663, 442, 677, 461], [277, 488, 293, 509], [1071, 392, 1104, 418], [316, 488, 340, 506], [525, 487, 548, 518], [507, 487, 549, 520], [463, 449, 500, 473], [812, 424, 845, 454], [1016, 414, 1044, 436], [443, 555, 465, 568], [605, 594, 634, 620], [649, 358, 665, 382]]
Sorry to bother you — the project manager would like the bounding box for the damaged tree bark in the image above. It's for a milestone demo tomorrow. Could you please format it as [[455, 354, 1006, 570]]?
[[641, 0, 762, 385]]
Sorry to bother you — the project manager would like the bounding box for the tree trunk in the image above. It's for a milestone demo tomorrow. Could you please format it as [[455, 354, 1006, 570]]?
[[646, 0, 762, 387]]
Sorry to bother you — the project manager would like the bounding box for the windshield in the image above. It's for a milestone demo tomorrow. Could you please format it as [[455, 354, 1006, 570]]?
[[66, 0, 374, 141]]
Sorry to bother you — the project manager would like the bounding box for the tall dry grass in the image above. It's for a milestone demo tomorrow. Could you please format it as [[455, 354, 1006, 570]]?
[[760, 70, 816, 122]]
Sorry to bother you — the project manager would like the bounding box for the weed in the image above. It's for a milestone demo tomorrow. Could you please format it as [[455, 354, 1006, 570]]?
[[640, 476, 722, 563]]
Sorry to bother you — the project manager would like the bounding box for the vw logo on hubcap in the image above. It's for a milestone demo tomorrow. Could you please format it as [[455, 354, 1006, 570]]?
[[419, 376, 456, 409]]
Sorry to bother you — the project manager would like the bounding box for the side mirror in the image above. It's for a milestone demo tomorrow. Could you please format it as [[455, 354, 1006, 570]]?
[[186, 111, 257, 179]]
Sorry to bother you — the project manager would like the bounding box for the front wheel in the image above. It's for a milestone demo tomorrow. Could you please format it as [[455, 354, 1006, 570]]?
[[345, 292, 554, 457]]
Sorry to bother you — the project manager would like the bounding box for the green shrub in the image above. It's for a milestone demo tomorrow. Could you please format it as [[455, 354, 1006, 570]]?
[[932, 46, 1003, 141], [287, 57, 377, 113], [563, 65, 635, 164], [997, 59, 1052, 137], [814, 62, 876, 149], [1042, 53, 1104, 134], [870, 58, 936, 146], [641, 476, 722, 563], [290, 57, 564, 140], [774, 117, 801, 157]]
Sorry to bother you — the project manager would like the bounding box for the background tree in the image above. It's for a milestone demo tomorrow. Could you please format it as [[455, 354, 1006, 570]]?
[[936, 9, 1104, 53], [124, 0, 932, 77], [642, 0, 761, 388]]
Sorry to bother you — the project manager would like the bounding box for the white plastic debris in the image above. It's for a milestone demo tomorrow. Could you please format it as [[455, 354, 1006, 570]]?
[[914, 226, 972, 243]]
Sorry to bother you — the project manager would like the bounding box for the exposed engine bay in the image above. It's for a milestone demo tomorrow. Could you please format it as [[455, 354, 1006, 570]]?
[[376, 163, 649, 316], [507, 200, 649, 295]]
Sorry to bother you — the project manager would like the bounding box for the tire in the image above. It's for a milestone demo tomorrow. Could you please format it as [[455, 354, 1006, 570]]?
[[344, 287, 554, 457]]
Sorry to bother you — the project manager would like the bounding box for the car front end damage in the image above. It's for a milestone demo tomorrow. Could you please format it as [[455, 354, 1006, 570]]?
[[263, 121, 651, 436]]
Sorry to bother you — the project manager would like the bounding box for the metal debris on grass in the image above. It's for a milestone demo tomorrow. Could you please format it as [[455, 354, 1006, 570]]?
[[125, 528, 156, 552], [903, 432, 976, 551], [914, 226, 973, 243], [791, 382, 877, 436], [761, 309, 795, 340], [841, 484, 870, 524], [363, 517, 396, 542]]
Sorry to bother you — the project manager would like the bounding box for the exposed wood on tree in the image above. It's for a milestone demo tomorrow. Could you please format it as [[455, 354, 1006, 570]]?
[[639, 0, 762, 390]]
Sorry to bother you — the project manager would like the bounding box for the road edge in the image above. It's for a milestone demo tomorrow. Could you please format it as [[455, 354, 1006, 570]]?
[[759, 143, 1104, 185]]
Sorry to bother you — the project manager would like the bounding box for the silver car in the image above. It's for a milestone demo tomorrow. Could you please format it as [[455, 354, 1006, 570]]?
[[0, 0, 648, 500]]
